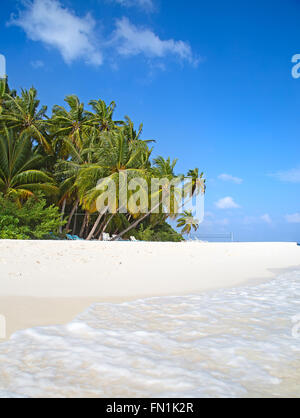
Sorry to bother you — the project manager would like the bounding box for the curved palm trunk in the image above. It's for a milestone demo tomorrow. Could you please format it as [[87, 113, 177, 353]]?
[[72, 212, 78, 235], [98, 216, 108, 240], [66, 199, 79, 232], [59, 198, 66, 233], [86, 212, 104, 241], [79, 212, 88, 238], [102, 214, 115, 235], [110, 203, 160, 241], [98, 214, 115, 241]]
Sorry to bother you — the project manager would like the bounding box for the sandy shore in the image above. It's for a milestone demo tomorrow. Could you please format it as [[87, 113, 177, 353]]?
[[0, 240, 299, 340]]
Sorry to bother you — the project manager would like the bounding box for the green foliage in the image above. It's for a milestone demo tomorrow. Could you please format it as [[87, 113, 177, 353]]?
[[0, 194, 65, 240], [0, 87, 51, 153], [0, 129, 57, 202], [177, 210, 200, 236], [0, 81, 205, 241], [0, 215, 28, 239], [136, 222, 184, 242]]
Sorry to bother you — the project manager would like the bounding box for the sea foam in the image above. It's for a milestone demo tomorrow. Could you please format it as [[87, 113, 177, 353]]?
[[0, 270, 300, 398]]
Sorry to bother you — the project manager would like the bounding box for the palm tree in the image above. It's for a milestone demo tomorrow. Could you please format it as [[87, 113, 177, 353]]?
[[81, 130, 152, 240], [80, 130, 151, 207], [51, 95, 92, 152], [152, 156, 183, 216], [152, 156, 179, 179], [0, 78, 10, 115], [0, 129, 57, 204], [110, 202, 161, 241], [0, 87, 52, 153], [186, 168, 206, 197], [177, 210, 199, 236], [55, 137, 98, 234], [123, 116, 155, 144], [0, 78, 16, 116], [173, 168, 206, 217], [110, 156, 182, 241], [87, 99, 123, 132], [0, 79, 207, 242]]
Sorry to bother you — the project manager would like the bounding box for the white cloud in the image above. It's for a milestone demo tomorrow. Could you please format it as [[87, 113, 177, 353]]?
[[31, 60, 45, 69], [271, 167, 300, 183], [285, 213, 300, 224], [204, 211, 214, 219], [216, 218, 230, 226], [218, 174, 243, 184], [9, 1, 198, 68], [243, 216, 256, 225], [244, 214, 272, 225], [113, 17, 198, 65], [215, 197, 240, 209], [201, 212, 230, 228], [261, 214, 272, 224], [111, 0, 154, 10], [9, 0, 102, 66]]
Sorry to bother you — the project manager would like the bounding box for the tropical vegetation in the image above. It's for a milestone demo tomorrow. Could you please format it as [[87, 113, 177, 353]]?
[[0, 194, 63, 240], [0, 77, 205, 241]]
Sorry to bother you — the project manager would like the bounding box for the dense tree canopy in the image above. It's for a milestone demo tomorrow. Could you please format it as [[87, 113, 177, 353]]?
[[0, 77, 205, 241]]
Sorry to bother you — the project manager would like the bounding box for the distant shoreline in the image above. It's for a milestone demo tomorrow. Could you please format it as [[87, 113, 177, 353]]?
[[0, 240, 299, 340]]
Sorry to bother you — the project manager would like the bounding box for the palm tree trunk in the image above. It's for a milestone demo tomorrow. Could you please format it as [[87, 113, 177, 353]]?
[[86, 212, 104, 241], [111, 203, 160, 241], [98, 213, 115, 241], [79, 212, 88, 238], [59, 198, 66, 233], [98, 216, 108, 240], [72, 212, 78, 235], [66, 199, 79, 232], [83, 215, 90, 239], [102, 214, 115, 234], [95, 215, 106, 239], [99, 213, 116, 241], [150, 214, 164, 229]]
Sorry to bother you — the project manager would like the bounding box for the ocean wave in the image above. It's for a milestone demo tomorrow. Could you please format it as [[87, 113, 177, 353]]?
[[0, 270, 300, 398]]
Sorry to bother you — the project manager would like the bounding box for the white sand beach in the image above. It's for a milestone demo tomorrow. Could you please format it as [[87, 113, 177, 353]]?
[[0, 240, 300, 398], [0, 240, 299, 339]]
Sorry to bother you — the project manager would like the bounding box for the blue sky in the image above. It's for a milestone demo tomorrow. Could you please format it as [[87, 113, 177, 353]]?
[[1, 0, 300, 241]]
